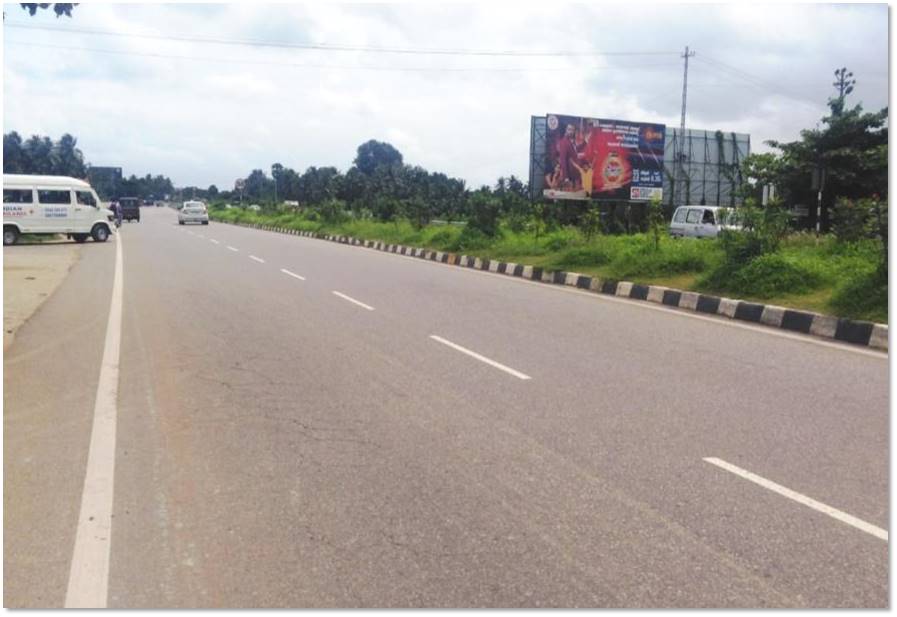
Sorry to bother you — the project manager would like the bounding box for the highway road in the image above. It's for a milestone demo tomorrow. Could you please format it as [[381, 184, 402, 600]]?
[[4, 208, 889, 608]]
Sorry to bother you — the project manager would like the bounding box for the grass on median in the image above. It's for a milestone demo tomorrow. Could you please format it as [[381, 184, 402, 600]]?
[[210, 206, 887, 323]]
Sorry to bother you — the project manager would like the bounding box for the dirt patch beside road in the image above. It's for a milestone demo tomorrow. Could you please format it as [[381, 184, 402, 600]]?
[[4, 242, 81, 350]]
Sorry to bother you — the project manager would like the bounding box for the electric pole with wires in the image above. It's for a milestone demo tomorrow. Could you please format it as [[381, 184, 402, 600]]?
[[671, 45, 695, 210]]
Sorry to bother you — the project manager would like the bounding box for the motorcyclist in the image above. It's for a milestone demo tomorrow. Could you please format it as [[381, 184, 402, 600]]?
[[110, 198, 122, 228]]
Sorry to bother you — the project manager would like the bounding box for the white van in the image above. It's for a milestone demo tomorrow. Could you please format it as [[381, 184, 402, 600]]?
[[3, 174, 115, 245], [669, 205, 740, 239]]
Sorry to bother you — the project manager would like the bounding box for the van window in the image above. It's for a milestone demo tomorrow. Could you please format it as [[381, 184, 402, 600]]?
[[702, 209, 716, 224], [3, 189, 33, 203], [685, 209, 701, 224], [673, 208, 687, 223], [76, 191, 97, 207], [38, 190, 72, 205]]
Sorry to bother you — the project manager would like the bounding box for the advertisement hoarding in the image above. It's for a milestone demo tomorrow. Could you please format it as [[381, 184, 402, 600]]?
[[86, 166, 122, 200], [542, 114, 665, 201]]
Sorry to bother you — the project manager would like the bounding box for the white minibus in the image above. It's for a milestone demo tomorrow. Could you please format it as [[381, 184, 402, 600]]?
[[3, 174, 115, 245]]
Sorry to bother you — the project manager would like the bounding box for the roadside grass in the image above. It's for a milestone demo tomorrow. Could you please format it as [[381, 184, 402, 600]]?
[[210, 207, 887, 323], [17, 234, 65, 244]]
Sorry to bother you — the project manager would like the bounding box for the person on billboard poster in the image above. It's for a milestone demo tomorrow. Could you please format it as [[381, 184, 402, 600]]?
[[544, 162, 564, 190], [557, 122, 587, 192]]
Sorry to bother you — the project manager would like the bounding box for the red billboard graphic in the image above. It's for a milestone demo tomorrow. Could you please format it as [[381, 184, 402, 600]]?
[[543, 114, 665, 201]]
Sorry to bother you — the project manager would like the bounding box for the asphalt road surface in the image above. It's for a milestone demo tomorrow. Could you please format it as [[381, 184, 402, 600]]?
[[4, 208, 889, 608]]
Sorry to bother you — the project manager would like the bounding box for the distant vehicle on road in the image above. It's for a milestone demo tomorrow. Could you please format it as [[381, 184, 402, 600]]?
[[119, 197, 141, 222], [2, 174, 115, 245], [143, 198, 155, 207], [669, 206, 740, 239], [179, 200, 209, 225]]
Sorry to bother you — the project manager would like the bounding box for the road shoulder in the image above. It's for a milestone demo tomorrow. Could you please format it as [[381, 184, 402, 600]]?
[[4, 242, 82, 350]]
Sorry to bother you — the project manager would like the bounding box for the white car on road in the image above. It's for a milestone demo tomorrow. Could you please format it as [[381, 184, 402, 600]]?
[[178, 201, 209, 225]]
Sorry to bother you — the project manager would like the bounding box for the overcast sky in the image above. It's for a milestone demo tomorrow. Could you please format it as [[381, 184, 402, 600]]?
[[2, 2, 889, 190]]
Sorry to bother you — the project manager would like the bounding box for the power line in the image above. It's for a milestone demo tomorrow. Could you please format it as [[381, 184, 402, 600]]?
[[4, 39, 684, 73], [693, 56, 824, 110], [3, 22, 682, 58]]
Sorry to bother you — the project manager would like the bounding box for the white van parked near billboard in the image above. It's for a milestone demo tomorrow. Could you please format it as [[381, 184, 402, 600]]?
[[3, 174, 114, 245], [669, 205, 740, 239]]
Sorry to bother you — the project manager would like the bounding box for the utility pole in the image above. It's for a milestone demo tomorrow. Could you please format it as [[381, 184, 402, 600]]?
[[672, 46, 695, 209]]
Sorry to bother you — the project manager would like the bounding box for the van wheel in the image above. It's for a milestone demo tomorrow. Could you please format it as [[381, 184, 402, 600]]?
[[72, 233, 88, 243], [91, 224, 110, 243], [3, 226, 19, 246]]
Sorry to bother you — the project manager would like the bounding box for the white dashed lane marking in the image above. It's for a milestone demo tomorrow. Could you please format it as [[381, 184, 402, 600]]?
[[332, 291, 374, 311], [280, 268, 306, 281], [703, 457, 888, 542], [429, 334, 531, 380]]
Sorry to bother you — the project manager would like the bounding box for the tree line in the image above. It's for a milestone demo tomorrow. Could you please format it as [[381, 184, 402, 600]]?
[[212, 139, 529, 234], [3, 131, 175, 200]]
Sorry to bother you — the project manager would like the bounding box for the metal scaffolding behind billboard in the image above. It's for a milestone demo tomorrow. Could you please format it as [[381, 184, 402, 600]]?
[[528, 115, 548, 201], [664, 129, 750, 209]]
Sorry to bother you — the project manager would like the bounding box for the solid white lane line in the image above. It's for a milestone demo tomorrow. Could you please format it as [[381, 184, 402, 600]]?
[[703, 457, 888, 542], [280, 268, 306, 281], [429, 334, 531, 380], [210, 239, 219, 245], [65, 231, 125, 608], [227, 246, 239, 252], [249, 255, 265, 263], [332, 291, 375, 311]]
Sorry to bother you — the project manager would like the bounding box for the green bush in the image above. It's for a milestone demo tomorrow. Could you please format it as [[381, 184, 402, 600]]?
[[700, 253, 824, 298], [829, 268, 887, 323], [608, 237, 717, 279], [831, 198, 871, 244], [541, 229, 578, 252], [467, 192, 501, 237], [321, 199, 350, 224], [427, 228, 458, 247], [719, 200, 791, 265], [556, 245, 613, 267], [448, 225, 495, 251]]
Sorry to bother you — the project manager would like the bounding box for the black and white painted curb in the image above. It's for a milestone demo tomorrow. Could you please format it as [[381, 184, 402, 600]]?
[[221, 220, 889, 352]]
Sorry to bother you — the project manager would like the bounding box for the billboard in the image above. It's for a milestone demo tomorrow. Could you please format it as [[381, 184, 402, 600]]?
[[86, 166, 122, 200], [542, 114, 665, 201]]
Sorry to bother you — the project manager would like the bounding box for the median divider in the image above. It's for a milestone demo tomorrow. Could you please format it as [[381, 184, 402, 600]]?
[[217, 219, 889, 352]]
